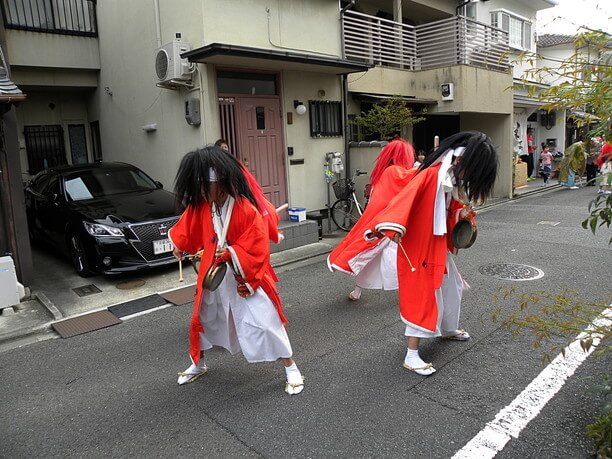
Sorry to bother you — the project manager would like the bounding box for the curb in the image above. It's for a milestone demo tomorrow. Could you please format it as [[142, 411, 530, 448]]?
[[0, 241, 339, 350]]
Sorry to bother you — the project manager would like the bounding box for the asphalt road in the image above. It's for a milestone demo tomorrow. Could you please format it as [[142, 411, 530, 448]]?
[[1, 187, 610, 458]]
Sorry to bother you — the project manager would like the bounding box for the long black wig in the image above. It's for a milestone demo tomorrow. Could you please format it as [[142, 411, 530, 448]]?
[[174, 146, 257, 209], [419, 131, 498, 204]]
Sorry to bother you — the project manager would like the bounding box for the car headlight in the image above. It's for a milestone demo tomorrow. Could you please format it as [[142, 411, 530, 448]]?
[[83, 221, 124, 237]]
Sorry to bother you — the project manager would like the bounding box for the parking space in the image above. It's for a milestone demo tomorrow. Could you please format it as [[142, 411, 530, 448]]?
[[29, 243, 195, 318]]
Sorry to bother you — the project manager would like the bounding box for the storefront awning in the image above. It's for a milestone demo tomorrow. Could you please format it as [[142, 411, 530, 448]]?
[[351, 92, 437, 106], [0, 55, 26, 103], [567, 109, 599, 121], [182, 43, 373, 75]]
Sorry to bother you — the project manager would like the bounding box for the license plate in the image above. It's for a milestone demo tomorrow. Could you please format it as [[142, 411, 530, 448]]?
[[153, 238, 173, 255]]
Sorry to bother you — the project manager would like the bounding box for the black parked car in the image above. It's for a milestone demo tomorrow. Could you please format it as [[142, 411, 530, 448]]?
[[25, 162, 181, 277]]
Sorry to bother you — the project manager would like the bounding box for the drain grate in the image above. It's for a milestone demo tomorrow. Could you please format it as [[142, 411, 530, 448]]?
[[478, 263, 544, 281], [73, 284, 102, 297]]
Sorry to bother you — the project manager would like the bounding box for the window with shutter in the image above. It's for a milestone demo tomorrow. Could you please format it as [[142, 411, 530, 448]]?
[[490, 10, 532, 50]]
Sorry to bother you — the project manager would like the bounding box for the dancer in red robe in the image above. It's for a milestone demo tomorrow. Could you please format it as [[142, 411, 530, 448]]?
[[328, 139, 415, 301], [366, 131, 498, 375], [169, 146, 304, 394]]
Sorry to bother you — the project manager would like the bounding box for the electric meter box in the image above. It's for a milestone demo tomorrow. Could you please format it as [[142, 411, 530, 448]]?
[[185, 97, 201, 126]]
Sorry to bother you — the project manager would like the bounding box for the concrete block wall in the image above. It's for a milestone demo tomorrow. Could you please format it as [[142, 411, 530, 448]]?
[[271, 221, 319, 254]]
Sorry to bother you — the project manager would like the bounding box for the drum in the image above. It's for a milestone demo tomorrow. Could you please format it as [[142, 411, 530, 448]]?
[[451, 219, 477, 249], [203, 261, 227, 291]]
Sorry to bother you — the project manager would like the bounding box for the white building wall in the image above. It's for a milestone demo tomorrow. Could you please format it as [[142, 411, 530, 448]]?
[[474, 0, 554, 80], [201, 0, 341, 55], [94, 0, 346, 209], [461, 112, 514, 198], [282, 71, 344, 211], [94, 0, 207, 190]]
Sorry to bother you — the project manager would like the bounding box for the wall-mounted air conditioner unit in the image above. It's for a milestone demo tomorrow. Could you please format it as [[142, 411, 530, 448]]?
[[155, 36, 192, 86]]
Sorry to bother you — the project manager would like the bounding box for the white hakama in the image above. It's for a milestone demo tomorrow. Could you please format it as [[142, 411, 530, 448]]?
[[404, 252, 464, 338], [198, 274, 293, 362], [350, 238, 398, 290]]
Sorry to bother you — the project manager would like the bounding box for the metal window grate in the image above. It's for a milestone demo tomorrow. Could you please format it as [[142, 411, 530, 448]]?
[[218, 97, 239, 157], [309, 100, 342, 137], [1, 0, 98, 37], [24, 125, 67, 174]]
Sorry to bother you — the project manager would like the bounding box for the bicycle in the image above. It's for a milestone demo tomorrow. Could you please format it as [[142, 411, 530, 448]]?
[[330, 169, 368, 231]]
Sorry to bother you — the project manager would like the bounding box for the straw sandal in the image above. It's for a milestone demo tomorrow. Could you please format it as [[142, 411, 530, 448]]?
[[442, 329, 471, 341], [402, 362, 436, 376], [285, 376, 305, 395], [177, 366, 208, 385]]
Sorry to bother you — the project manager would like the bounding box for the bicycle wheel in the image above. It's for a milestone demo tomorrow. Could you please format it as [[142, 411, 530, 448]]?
[[331, 199, 361, 231]]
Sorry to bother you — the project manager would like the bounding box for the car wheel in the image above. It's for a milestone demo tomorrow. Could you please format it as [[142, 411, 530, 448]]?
[[68, 233, 93, 277]]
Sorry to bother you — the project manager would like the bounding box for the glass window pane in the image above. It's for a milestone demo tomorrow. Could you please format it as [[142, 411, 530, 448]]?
[[256, 107, 265, 130], [509, 16, 522, 47], [217, 72, 276, 95]]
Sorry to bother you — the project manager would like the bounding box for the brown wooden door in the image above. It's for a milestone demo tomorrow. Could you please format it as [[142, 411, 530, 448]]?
[[235, 96, 287, 208]]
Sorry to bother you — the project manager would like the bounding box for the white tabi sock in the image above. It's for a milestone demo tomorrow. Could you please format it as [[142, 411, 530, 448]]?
[[284, 363, 304, 395], [177, 358, 207, 385], [404, 348, 436, 376], [349, 286, 362, 300]]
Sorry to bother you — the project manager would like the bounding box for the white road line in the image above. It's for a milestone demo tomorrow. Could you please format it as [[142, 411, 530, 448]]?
[[120, 303, 174, 321], [453, 308, 611, 459]]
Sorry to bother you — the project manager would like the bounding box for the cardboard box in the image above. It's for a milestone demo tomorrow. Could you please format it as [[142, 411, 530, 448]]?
[[514, 162, 528, 188], [288, 207, 306, 222]]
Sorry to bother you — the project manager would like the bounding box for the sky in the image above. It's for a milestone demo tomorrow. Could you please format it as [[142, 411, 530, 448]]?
[[537, 0, 612, 35]]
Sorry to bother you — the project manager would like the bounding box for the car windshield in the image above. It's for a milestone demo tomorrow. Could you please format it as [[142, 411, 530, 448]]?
[[64, 167, 158, 201]]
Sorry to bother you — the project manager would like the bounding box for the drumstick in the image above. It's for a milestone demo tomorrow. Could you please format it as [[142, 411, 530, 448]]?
[[179, 257, 184, 282], [276, 203, 289, 213], [434, 135, 440, 150], [396, 240, 416, 272]]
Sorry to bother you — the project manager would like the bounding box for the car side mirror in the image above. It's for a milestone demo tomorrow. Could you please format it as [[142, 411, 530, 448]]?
[[155, 181, 163, 189]]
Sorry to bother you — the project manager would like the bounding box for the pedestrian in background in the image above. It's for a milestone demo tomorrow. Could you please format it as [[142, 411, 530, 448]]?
[[539, 144, 553, 186], [558, 141, 586, 190], [214, 138, 230, 152], [521, 128, 535, 181], [414, 150, 426, 168], [169, 146, 304, 395], [585, 137, 601, 187]]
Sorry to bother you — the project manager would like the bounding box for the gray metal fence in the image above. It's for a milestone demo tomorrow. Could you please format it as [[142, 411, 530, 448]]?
[[1, 0, 97, 36], [342, 10, 509, 72]]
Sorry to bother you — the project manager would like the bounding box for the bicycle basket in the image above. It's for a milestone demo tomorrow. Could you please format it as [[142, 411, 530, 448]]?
[[332, 179, 350, 200]]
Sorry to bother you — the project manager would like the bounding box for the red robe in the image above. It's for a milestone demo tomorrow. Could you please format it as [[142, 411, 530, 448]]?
[[168, 197, 286, 365], [328, 165, 417, 274], [240, 164, 282, 244], [367, 164, 468, 332]]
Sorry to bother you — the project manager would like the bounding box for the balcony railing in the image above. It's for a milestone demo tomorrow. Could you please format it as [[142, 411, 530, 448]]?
[[1, 0, 97, 37], [342, 10, 509, 72], [343, 10, 417, 70]]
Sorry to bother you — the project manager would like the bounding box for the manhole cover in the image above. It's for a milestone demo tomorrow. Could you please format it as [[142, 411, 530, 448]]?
[[73, 284, 102, 297], [115, 279, 146, 290], [478, 263, 544, 281]]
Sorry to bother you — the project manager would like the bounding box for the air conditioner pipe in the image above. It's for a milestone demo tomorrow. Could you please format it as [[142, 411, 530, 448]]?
[[153, 0, 162, 48], [340, 0, 355, 179]]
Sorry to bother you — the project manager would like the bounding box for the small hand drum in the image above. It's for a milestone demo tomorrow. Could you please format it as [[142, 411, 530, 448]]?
[[451, 219, 477, 249], [203, 261, 227, 291]]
